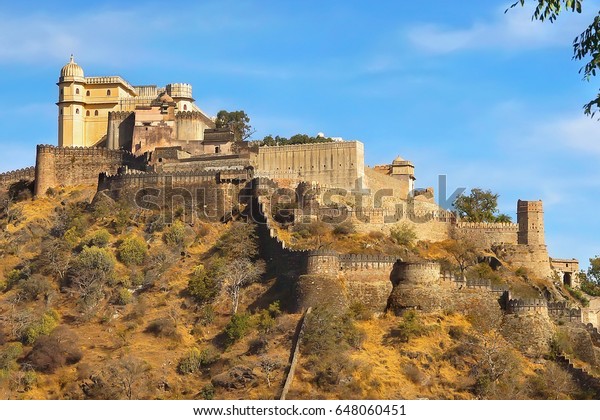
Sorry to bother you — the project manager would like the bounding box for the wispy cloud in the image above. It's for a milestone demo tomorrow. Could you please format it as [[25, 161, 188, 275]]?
[[406, 6, 593, 54]]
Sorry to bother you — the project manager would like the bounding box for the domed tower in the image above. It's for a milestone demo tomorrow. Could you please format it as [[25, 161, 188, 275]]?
[[57, 55, 85, 147]]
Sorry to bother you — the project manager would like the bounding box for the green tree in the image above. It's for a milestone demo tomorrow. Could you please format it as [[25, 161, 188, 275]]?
[[118, 236, 148, 266], [453, 188, 511, 223], [588, 255, 600, 283], [509, 0, 600, 115], [215, 110, 254, 141]]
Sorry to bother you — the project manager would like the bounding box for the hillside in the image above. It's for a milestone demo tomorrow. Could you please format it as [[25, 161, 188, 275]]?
[[0, 185, 598, 400]]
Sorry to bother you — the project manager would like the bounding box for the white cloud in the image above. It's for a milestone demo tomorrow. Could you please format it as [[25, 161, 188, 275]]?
[[407, 6, 593, 54]]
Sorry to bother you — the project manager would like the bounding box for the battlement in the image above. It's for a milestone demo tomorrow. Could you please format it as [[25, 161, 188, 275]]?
[[108, 111, 135, 119], [456, 222, 519, 231], [547, 301, 582, 323], [85, 76, 136, 93], [175, 111, 209, 120], [518, 199, 543, 212], [0, 166, 35, 187], [36, 144, 137, 159], [259, 140, 361, 151], [506, 298, 548, 314], [167, 83, 192, 99]]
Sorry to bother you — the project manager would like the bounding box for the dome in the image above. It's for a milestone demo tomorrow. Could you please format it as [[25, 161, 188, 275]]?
[[60, 55, 84, 78], [158, 92, 174, 103]]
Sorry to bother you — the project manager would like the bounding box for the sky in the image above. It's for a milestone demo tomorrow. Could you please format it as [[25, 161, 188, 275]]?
[[0, 0, 599, 268]]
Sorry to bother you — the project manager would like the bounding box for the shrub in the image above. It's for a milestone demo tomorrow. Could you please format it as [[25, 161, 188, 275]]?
[[86, 229, 111, 248], [390, 223, 417, 247], [145, 318, 180, 340], [396, 310, 429, 343], [302, 307, 365, 357], [18, 275, 52, 301], [566, 285, 589, 307], [198, 305, 216, 326], [163, 220, 186, 248], [26, 326, 82, 373], [118, 236, 148, 266], [145, 214, 165, 234], [0, 343, 23, 373], [200, 384, 215, 400], [22, 310, 60, 345], [224, 313, 251, 347], [580, 279, 600, 297], [177, 347, 220, 375], [187, 265, 220, 304], [333, 221, 356, 236], [347, 301, 373, 321], [114, 287, 133, 305]]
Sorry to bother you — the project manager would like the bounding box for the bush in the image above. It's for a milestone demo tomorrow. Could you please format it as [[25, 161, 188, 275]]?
[[566, 285, 589, 307], [390, 223, 417, 247], [145, 214, 165, 234], [18, 275, 52, 301], [118, 236, 148, 266], [177, 347, 220, 375], [333, 221, 356, 236], [580, 279, 600, 297], [200, 384, 215, 400], [302, 307, 365, 357], [224, 313, 251, 347], [0, 343, 23, 373], [22, 310, 60, 345], [347, 301, 373, 321], [145, 318, 180, 340], [198, 305, 216, 326], [86, 229, 111, 248], [163, 220, 186, 248], [27, 326, 82, 373], [396, 310, 429, 343], [114, 288, 133, 305], [187, 264, 221, 304]]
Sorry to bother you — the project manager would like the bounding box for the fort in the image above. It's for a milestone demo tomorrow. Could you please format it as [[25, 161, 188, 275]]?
[[0, 57, 586, 321]]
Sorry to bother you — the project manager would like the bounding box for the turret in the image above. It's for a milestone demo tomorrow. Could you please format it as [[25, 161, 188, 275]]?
[[57, 55, 86, 147], [517, 199, 545, 245]]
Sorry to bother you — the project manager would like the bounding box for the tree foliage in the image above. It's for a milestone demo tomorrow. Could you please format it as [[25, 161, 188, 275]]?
[[215, 110, 254, 141], [453, 188, 511, 223], [509, 0, 600, 116], [261, 134, 334, 146]]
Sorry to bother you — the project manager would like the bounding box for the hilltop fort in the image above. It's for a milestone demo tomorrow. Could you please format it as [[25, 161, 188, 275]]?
[[0, 57, 587, 322]]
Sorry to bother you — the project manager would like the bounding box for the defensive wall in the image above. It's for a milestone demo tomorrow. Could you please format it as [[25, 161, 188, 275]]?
[[455, 222, 519, 246], [0, 166, 35, 189], [34, 145, 147, 196], [255, 141, 365, 191]]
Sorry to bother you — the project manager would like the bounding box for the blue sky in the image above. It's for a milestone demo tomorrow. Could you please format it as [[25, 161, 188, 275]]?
[[1, 0, 599, 267]]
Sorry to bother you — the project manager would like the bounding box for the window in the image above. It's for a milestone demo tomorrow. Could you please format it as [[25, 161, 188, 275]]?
[[86, 91, 90, 96], [215, 146, 220, 153], [183, 104, 188, 111], [60, 108, 63, 115], [60, 88, 63, 95], [94, 110, 98, 116], [106, 89, 111, 96], [86, 110, 90, 116], [75, 88, 80, 94], [76, 108, 79, 114]]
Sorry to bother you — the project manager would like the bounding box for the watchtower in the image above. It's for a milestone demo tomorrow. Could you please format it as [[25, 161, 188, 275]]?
[[517, 199, 545, 245]]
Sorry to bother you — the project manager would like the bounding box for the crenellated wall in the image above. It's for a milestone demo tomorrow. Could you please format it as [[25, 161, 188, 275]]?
[[456, 221, 519, 246], [0, 166, 35, 189], [506, 297, 549, 315], [34, 145, 147, 196], [256, 141, 365, 190]]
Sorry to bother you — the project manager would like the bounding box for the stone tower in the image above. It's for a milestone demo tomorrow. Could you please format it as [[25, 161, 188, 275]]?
[[517, 199, 545, 245], [390, 156, 415, 197], [57, 55, 86, 147]]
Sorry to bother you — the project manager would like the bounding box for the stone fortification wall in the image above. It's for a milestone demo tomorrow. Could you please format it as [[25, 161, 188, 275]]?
[[494, 244, 553, 279], [107, 111, 135, 150], [34, 145, 147, 196], [456, 222, 519, 247], [0, 166, 35, 189], [255, 141, 364, 190], [157, 155, 251, 173], [175, 111, 215, 141], [548, 301, 583, 324], [506, 297, 549, 315]]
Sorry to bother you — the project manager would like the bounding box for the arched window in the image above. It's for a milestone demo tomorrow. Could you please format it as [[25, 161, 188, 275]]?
[[60, 108, 63, 115], [183, 104, 188, 111], [94, 110, 99, 116], [76, 108, 79, 114], [60, 88, 63, 95], [86, 110, 90, 116], [76, 88, 80, 94], [106, 89, 111, 96], [86, 91, 90, 96]]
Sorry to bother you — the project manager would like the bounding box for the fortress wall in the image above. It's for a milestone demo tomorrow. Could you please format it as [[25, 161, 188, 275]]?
[[158, 156, 251, 173], [175, 111, 214, 141], [506, 298, 549, 315], [548, 301, 583, 324], [107, 111, 134, 150], [456, 222, 519, 247], [0, 166, 35, 189], [256, 141, 364, 190], [34, 145, 146, 196]]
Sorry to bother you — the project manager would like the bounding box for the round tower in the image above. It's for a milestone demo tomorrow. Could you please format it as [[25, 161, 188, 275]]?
[[166, 83, 194, 112], [57, 55, 86, 147], [517, 200, 545, 245]]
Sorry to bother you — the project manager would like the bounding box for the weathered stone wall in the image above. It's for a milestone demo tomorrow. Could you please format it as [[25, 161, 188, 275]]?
[[34, 145, 146, 196], [455, 222, 519, 247], [156, 155, 252, 173], [175, 111, 214, 141], [0, 166, 35, 189], [255, 141, 365, 190], [107, 111, 135, 150], [494, 244, 553, 279]]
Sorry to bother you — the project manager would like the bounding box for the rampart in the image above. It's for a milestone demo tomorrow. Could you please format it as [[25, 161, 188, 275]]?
[[34, 145, 147, 196], [255, 141, 365, 190], [0, 166, 35, 189], [548, 301, 583, 323], [506, 297, 549, 315], [455, 222, 519, 246]]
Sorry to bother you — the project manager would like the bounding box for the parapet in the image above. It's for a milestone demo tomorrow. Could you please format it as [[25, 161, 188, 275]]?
[[0, 166, 35, 187], [517, 199, 543, 212], [456, 222, 519, 231], [506, 298, 548, 314]]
